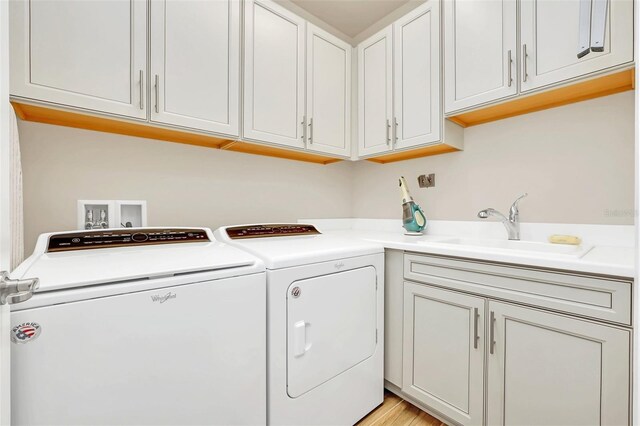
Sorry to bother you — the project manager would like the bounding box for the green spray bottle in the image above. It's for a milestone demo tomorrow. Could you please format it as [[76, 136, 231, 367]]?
[[399, 176, 427, 235]]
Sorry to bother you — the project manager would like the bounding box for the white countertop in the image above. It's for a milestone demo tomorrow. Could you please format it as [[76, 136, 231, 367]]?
[[301, 219, 636, 279]]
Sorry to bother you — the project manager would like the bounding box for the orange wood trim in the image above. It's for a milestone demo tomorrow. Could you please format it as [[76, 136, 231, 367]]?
[[218, 140, 237, 149], [445, 115, 469, 128], [11, 102, 229, 148], [221, 140, 342, 165], [12, 102, 28, 120], [14, 69, 631, 166], [11, 102, 342, 165], [366, 144, 460, 164], [447, 68, 635, 128]]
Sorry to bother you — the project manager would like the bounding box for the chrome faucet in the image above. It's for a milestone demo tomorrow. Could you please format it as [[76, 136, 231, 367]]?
[[477, 193, 528, 240]]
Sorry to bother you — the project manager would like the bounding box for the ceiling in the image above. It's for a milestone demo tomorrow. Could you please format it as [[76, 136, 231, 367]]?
[[290, 0, 411, 38]]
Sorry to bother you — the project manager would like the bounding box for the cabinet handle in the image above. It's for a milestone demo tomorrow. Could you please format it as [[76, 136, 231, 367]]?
[[590, 0, 608, 53], [138, 70, 144, 110], [394, 118, 399, 145], [507, 50, 513, 87], [489, 311, 496, 355], [301, 116, 306, 142], [308, 118, 313, 144], [577, 0, 592, 58], [577, 0, 608, 59], [154, 74, 159, 113], [522, 44, 528, 82], [386, 119, 391, 145], [473, 307, 480, 349]]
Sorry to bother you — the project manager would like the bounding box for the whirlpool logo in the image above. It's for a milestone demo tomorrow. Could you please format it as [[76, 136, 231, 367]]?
[[151, 292, 177, 304]]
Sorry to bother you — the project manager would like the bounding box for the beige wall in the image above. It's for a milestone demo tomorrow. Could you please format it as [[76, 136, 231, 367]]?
[[352, 92, 635, 225], [19, 122, 353, 253], [19, 92, 635, 254]]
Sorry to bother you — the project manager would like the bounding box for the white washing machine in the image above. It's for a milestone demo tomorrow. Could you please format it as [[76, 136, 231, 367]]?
[[215, 224, 384, 426], [10, 227, 267, 426]]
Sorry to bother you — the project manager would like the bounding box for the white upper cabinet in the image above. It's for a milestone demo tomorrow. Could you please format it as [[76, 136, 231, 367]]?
[[243, 0, 305, 149], [305, 24, 352, 157], [150, 0, 240, 136], [10, 0, 147, 119], [444, 0, 517, 113], [393, 0, 441, 150], [520, 0, 633, 92], [357, 26, 394, 157], [357, 0, 459, 159]]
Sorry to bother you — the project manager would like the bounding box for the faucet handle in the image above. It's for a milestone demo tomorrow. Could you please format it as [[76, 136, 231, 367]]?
[[509, 193, 528, 219]]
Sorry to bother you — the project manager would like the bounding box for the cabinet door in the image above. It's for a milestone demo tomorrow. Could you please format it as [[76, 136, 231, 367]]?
[[305, 24, 351, 157], [520, 0, 633, 92], [393, 1, 440, 150], [150, 0, 240, 136], [443, 0, 517, 113], [10, 0, 147, 119], [357, 26, 393, 157], [403, 282, 485, 425], [487, 301, 630, 425], [243, 0, 305, 149]]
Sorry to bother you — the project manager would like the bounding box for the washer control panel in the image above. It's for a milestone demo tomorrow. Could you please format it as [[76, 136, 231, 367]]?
[[226, 224, 321, 239], [47, 228, 210, 252]]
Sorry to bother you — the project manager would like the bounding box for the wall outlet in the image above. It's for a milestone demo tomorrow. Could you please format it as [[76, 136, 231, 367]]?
[[418, 174, 435, 188]]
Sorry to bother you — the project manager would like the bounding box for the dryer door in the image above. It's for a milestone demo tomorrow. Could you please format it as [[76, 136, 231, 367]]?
[[287, 266, 377, 398]]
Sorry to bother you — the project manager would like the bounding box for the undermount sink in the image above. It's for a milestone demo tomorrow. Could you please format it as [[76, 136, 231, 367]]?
[[428, 237, 593, 258]]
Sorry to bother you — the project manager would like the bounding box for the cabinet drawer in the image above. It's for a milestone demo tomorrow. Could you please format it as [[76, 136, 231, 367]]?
[[404, 253, 632, 325]]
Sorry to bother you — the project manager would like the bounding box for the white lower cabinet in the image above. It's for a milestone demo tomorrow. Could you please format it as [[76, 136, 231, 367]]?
[[403, 282, 485, 425], [397, 253, 632, 426], [487, 301, 630, 426]]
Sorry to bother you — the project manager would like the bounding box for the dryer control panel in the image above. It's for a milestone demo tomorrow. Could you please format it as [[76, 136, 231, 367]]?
[[226, 224, 321, 239], [46, 228, 210, 252]]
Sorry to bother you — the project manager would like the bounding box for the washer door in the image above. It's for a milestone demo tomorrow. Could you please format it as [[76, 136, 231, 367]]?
[[287, 266, 377, 398]]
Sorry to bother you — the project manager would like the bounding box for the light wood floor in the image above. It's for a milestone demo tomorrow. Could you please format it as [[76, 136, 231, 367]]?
[[357, 391, 447, 426]]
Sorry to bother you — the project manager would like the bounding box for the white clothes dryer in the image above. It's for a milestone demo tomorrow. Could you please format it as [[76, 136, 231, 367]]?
[[215, 224, 384, 426]]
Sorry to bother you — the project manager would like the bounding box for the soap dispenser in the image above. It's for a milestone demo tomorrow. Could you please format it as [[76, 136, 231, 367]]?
[[399, 176, 427, 235]]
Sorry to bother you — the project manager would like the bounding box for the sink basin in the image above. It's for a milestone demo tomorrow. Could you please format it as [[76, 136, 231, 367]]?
[[428, 238, 593, 258]]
